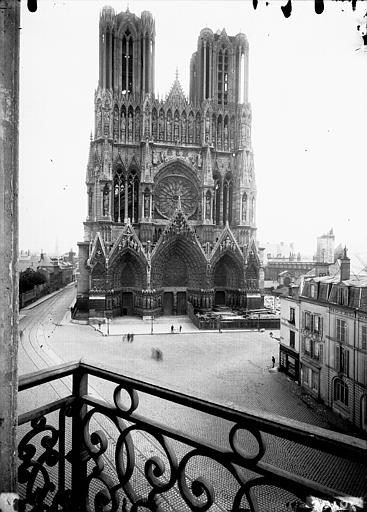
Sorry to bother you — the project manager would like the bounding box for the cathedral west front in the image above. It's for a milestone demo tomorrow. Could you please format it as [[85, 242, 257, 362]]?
[[76, 6, 263, 319]]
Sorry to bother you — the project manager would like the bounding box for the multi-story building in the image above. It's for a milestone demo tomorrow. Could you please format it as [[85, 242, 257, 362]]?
[[76, 7, 262, 319], [297, 250, 367, 433], [279, 288, 301, 382]]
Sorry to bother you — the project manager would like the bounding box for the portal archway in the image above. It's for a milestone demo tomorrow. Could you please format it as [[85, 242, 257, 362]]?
[[212, 253, 244, 289]]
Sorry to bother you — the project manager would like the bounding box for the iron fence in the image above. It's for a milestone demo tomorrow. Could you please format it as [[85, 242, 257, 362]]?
[[17, 361, 367, 511]]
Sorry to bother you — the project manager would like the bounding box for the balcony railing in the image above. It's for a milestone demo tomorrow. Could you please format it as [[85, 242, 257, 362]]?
[[17, 361, 367, 511]]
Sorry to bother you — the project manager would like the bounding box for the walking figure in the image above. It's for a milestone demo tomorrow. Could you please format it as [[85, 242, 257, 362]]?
[[127, 333, 131, 342], [179, 325, 182, 333], [272, 355, 275, 368], [131, 333, 134, 342], [98, 321, 101, 330], [171, 325, 174, 334]]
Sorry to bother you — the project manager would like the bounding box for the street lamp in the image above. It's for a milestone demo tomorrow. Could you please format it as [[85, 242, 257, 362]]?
[[151, 315, 154, 335]]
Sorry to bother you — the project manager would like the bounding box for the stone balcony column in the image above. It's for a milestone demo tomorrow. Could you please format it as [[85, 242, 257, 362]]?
[[0, 0, 20, 493]]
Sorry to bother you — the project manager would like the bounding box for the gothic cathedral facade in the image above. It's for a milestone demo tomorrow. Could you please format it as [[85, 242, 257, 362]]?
[[76, 6, 262, 318]]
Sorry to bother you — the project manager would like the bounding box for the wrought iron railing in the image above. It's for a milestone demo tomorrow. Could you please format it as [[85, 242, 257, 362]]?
[[17, 361, 367, 511]]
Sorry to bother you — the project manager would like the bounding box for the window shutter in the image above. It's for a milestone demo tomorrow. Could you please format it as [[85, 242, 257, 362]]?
[[310, 314, 314, 332], [319, 344, 323, 364], [335, 345, 340, 372], [320, 317, 323, 337], [302, 311, 305, 329]]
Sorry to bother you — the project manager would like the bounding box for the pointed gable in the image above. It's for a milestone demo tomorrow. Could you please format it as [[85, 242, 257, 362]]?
[[166, 71, 187, 104], [109, 220, 146, 264], [88, 232, 107, 267], [210, 223, 243, 262], [152, 203, 206, 260]]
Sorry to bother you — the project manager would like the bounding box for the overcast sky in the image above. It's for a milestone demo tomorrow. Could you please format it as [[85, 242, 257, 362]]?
[[19, 0, 367, 266]]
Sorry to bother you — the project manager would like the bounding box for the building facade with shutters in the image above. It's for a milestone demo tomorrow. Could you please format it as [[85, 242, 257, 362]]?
[[298, 251, 367, 433], [279, 291, 301, 382], [76, 7, 262, 319]]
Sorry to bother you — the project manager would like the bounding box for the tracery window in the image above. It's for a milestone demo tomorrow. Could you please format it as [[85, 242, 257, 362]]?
[[217, 48, 229, 105], [113, 167, 140, 223], [122, 30, 133, 94]]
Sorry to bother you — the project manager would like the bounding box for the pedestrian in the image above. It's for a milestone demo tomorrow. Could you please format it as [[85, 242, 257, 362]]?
[[131, 333, 134, 342], [272, 355, 275, 368], [270, 331, 273, 338], [171, 325, 174, 334], [127, 333, 131, 342], [179, 325, 182, 333], [98, 320, 101, 330], [20, 329, 23, 339]]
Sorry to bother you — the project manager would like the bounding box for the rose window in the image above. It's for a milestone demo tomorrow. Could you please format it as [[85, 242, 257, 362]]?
[[154, 175, 198, 219]]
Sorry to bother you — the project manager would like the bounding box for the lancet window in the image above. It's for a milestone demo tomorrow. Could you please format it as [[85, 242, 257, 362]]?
[[223, 115, 229, 150], [242, 192, 247, 223], [217, 48, 229, 105], [113, 166, 140, 223], [122, 30, 133, 94]]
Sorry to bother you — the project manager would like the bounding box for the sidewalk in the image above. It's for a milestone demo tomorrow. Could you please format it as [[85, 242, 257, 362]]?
[[90, 315, 270, 336], [21, 282, 76, 312]]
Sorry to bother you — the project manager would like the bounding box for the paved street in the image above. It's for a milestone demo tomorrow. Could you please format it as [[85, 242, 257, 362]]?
[[18, 286, 367, 510]]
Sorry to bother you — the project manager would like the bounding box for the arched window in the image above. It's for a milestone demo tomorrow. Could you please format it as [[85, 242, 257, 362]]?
[[152, 108, 158, 141], [113, 105, 119, 140], [239, 51, 245, 104], [113, 167, 125, 222], [205, 191, 211, 220], [217, 47, 229, 105], [102, 184, 110, 216], [122, 30, 133, 94], [242, 192, 247, 223], [334, 379, 348, 406]]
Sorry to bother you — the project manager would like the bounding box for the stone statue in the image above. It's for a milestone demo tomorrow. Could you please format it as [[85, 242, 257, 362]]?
[[197, 152, 202, 168], [128, 113, 133, 141], [120, 112, 126, 141], [103, 110, 110, 137], [103, 188, 109, 216]]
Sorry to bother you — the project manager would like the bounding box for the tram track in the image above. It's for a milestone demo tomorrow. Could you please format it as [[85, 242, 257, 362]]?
[[18, 287, 230, 511]]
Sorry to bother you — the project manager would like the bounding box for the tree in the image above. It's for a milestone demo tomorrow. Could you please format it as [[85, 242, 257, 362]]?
[[19, 268, 46, 294]]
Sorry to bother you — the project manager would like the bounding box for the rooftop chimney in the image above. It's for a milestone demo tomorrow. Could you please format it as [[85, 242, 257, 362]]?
[[340, 246, 350, 282]]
